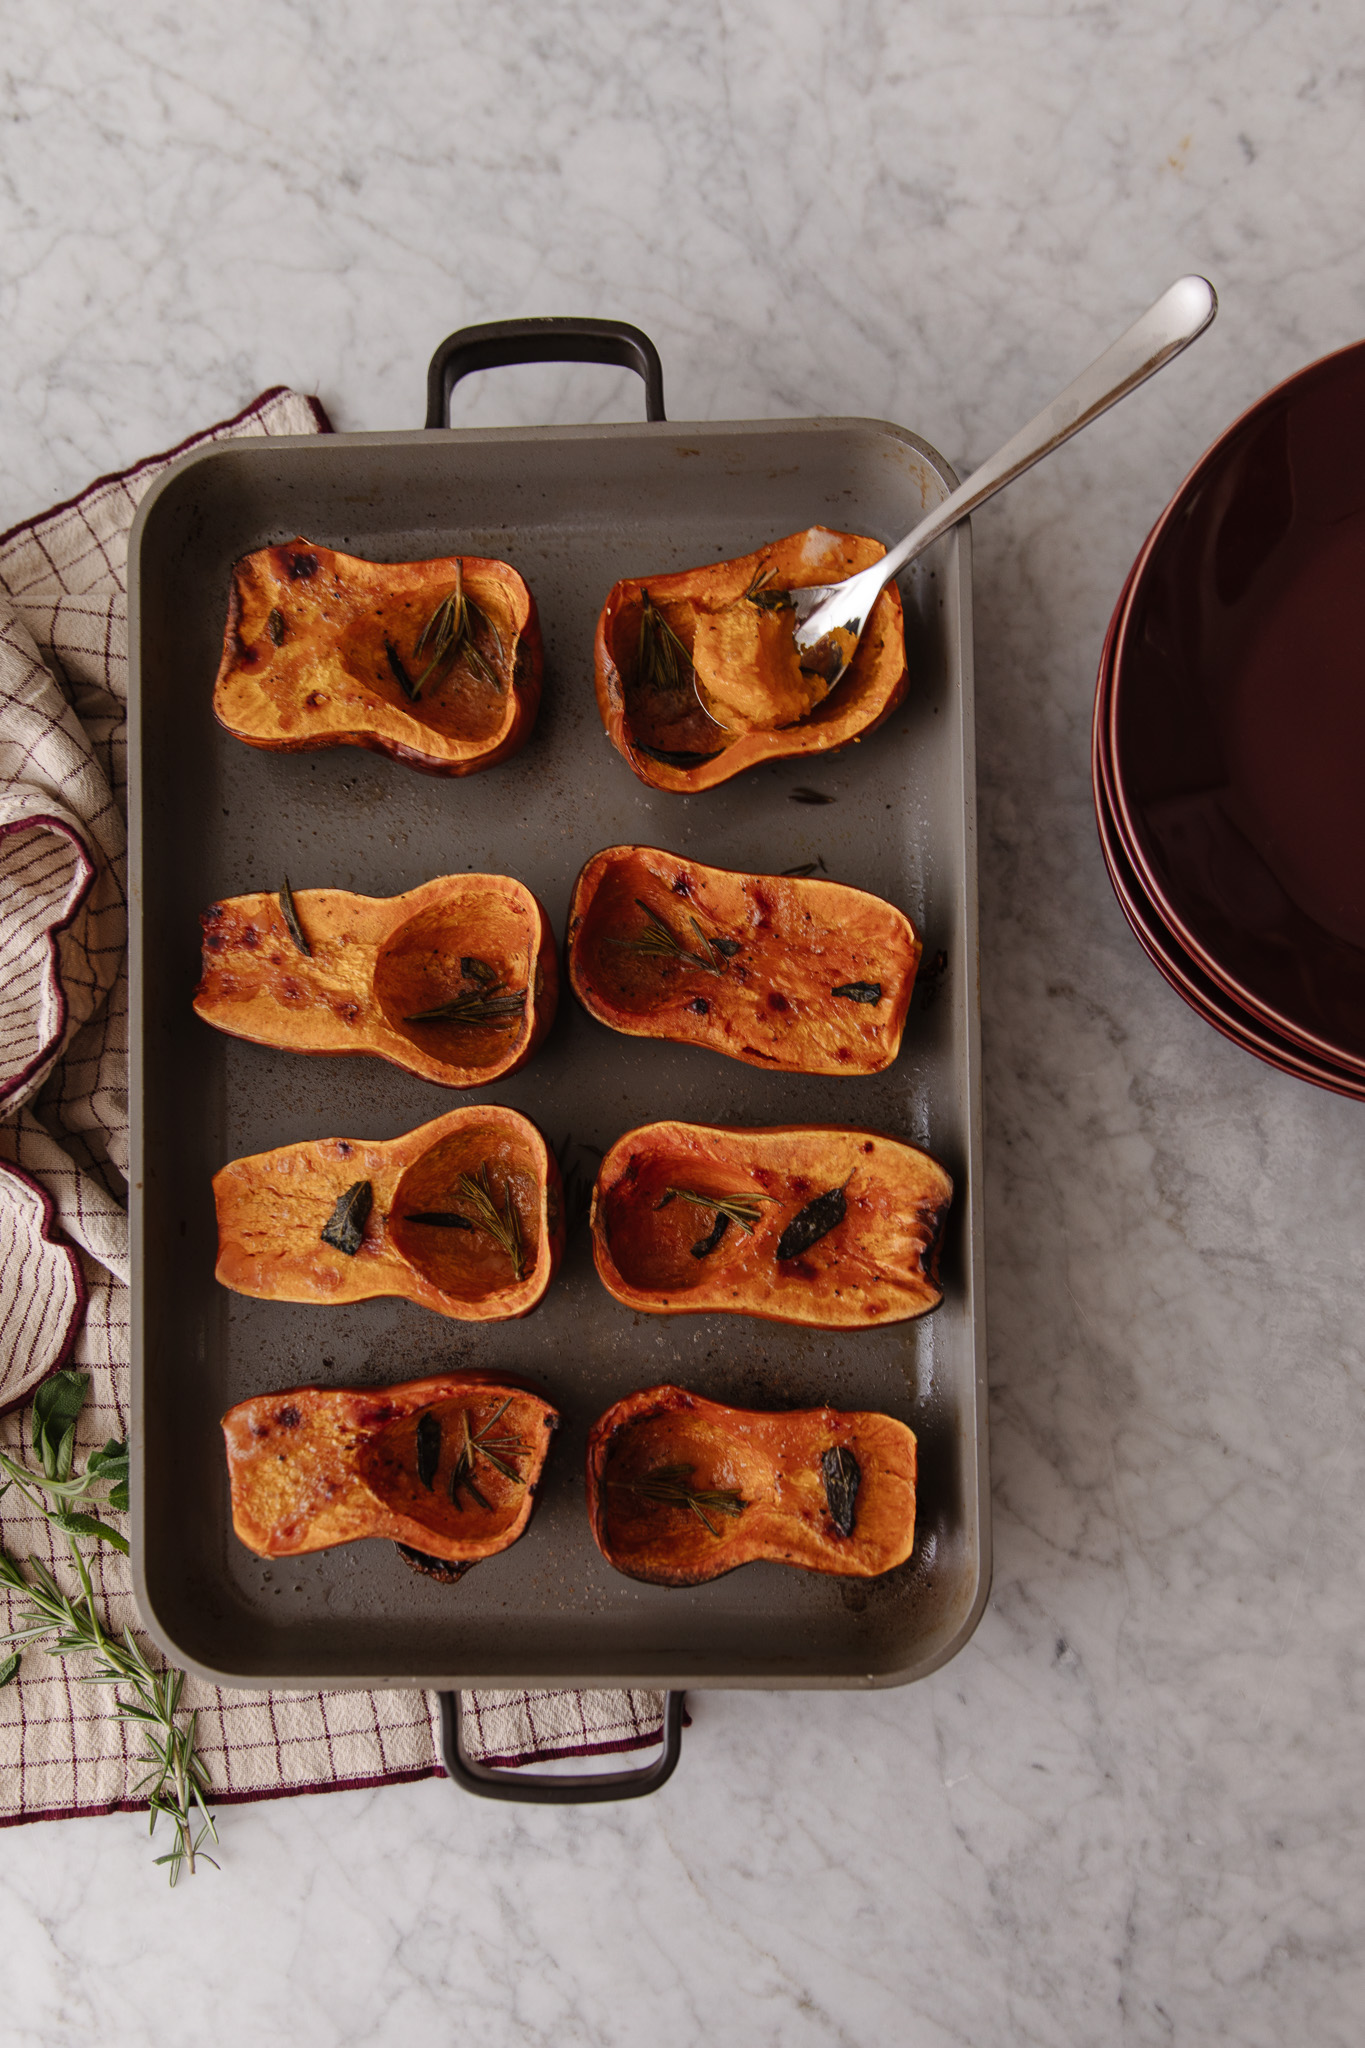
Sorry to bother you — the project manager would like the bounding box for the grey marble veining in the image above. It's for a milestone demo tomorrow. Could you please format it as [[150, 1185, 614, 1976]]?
[[1, 1, 1363, 2043]]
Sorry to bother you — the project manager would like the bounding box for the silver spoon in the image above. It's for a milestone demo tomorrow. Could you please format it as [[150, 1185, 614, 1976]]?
[[790, 274, 1218, 684]]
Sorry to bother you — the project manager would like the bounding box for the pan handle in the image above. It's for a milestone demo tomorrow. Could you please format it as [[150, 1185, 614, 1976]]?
[[438, 1690, 684, 1803], [425, 317, 667, 428]]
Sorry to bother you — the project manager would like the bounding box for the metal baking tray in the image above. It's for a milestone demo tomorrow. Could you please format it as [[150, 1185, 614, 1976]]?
[[129, 320, 989, 1693]]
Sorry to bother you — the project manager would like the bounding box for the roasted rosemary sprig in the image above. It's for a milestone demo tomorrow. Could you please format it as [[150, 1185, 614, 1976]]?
[[636, 590, 693, 695], [404, 986, 527, 1027], [412, 561, 503, 696], [655, 1186, 776, 1234], [613, 1463, 747, 1537], [0, 1371, 216, 1884], [457, 1162, 526, 1280], [743, 563, 794, 611], [449, 1399, 527, 1510], [609, 899, 727, 975]]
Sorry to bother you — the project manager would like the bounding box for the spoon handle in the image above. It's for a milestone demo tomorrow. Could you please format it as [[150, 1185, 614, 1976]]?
[[881, 275, 1217, 582]]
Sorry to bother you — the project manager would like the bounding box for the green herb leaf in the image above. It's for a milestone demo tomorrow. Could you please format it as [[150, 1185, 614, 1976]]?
[[403, 986, 527, 1027], [320, 1179, 372, 1256], [612, 1463, 747, 1538], [820, 1445, 861, 1537], [0, 1651, 19, 1687], [456, 1163, 526, 1280], [33, 1370, 89, 1477], [776, 1180, 849, 1261], [412, 562, 503, 696], [278, 877, 312, 958]]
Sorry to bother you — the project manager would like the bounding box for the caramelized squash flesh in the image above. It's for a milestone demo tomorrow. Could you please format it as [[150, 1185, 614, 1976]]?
[[213, 1105, 563, 1321], [591, 1120, 950, 1329], [223, 1371, 558, 1564], [594, 528, 907, 792], [214, 540, 542, 775], [567, 845, 919, 1075], [586, 1384, 916, 1585], [194, 874, 557, 1088]]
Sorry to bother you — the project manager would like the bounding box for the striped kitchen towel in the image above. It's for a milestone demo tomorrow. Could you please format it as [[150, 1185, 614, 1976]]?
[[0, 387, 663, 1826]]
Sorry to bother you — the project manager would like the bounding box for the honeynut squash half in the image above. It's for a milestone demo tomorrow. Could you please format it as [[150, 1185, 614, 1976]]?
[[213, 1105, 563, 1322], [591, 1120, 951, 1330], [595, 527, 907, 793], [586, 1384, 917, 1587], [567, 844, 920, 1075], [194, 874, 558, 1088], [223, 1371, 559, 1572], [213, 540, 542, 775]]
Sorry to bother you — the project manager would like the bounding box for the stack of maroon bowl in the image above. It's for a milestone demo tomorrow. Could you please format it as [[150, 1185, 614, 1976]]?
[[1092, 339, 1365, 1101]]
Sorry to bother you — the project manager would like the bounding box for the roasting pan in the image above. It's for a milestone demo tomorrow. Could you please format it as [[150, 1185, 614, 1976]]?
[[128, 319, 989, 1712]]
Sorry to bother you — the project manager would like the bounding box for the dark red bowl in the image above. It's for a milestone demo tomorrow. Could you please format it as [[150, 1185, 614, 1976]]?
[[1093, 586, 1365, 1099], [1105, 339, 1365, 1074]]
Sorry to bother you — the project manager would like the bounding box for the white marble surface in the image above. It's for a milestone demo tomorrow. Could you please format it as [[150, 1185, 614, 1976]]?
[[2, 2, 1364, 2042]]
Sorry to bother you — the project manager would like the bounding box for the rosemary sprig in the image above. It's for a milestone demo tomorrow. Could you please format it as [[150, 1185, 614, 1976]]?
[[449, 1399, 528, 1511], [743, 563, 794, 611], [456, 1162, 526, 1280], [609, 899, 727, 975], [412, 561, 503, 697], [612, 1463, 747, 1538], [0, 1371, 216, 1884], [404, 986, 527, 1027], [636, 590, 693, 695], [655, 1186, 776, 1234]]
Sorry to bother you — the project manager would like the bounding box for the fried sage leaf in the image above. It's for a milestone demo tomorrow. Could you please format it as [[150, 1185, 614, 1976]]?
[[384, 636, 417, 700], [821, 1445, 861, 1537], [831, 981, 882, 1004], [403, 1210, 475, 1229], [775, 1181, 848, 1262], [267, 607, 287, 645], [320, 1179, 372, 1256], [691, 1212, 730, 1259], [278, 876, 312, 958], [416, 1412, 441, 1489]]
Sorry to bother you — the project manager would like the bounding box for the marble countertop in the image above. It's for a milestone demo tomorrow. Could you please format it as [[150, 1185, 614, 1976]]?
[[2, 3, 1362, 2042]]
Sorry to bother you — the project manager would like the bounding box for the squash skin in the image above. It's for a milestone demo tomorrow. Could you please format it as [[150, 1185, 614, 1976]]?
[[566, 844, 920, 1075], [586, 1384, 916, 1586], [213, 539, 542, 776], [213, 1105, 564, 1322], [591, 1120, 951, 1329], [223, 1370, 558, 1563], [194, 874, 558, 1088], [594, 527, 907, 793]]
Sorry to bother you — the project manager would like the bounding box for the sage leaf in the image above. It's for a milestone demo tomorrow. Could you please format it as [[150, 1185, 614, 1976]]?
[[320, 1180, 372, 1256], [776, 1181, 848, 1261], [821, 1446, 861, 1537]]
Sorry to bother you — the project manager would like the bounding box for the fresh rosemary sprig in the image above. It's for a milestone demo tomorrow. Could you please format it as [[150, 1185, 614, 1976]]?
[[636, 591, 693, 695], [412, 561, 503, 696], [655, 1186, 776, 1234], [612, 1463, 747, 1538], [0, 1371, 217, 1884], [743, 563, 794, 611], [404, 986, 527, 1027], [609, 899, 727, 975], [456, 1162, 526, 1280]]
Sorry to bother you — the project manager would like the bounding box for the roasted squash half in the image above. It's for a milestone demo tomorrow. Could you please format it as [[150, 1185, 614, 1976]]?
[[223, 1370, 558, 1566], [194, 874, 558, 1088], [591, 1120, 950, 1329], [214, 1104, 563, 1321], [594, 527, 907, 793], [566, 845, 919, 1074], [586, 1384, 916, 1586], [213, 539, 542, 775]]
